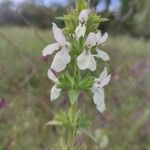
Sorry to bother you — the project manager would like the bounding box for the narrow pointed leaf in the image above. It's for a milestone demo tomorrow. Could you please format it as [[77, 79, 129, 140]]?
[[45, 120, 62, 126], [79, 127, 97, 143]]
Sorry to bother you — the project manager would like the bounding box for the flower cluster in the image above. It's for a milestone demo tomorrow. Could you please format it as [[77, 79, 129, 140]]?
[[42, 8, 111, 113]]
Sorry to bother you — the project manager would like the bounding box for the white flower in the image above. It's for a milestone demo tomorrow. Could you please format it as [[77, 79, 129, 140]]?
[[48, 69, 61, 101], [77, 31, 109, 71], [77, 50, 96, 71], [96, 31, 109, 61], [92, 67, 111, 112], [75, 9, 91, 38], [42, 23, 71, 72]]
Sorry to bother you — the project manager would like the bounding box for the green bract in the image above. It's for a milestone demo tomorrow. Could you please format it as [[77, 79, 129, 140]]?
[[58, 72, 94, 90]]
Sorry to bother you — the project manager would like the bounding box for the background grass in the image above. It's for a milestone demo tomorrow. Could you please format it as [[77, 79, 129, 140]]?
[[0, 27, 150, 150]]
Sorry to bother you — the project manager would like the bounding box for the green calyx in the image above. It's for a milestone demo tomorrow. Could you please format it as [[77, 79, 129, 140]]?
[[57, 72, 94, 104]]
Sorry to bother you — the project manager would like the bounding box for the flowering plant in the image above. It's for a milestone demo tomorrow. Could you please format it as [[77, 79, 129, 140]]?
[[42, 0, 111, 149]]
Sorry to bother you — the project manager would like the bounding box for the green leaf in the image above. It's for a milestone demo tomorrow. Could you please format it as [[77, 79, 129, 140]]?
[[78, 113, 91, 128], [68, 89, 79, 104], [45, 120, 62, 126], [53, 138, 68, 150], [100, 17, 109, 22], [55, 16, 64, 21], [79, 127, 97, 143], [55, 111, 69, 127], [46, 111, 70, 129]]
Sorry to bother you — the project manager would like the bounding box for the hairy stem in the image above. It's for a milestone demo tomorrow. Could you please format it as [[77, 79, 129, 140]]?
[[67, 102, 78, 150]]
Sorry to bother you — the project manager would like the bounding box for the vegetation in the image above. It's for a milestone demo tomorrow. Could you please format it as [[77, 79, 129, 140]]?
[[0, 26, 150, 149], [0, 0, 150, 38]]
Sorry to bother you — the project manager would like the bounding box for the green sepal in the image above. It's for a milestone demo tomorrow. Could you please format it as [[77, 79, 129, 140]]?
[[58, 71, 74, 89], [55, 15, 76, 37], [86, 13, 109, 34], [76, 0, 88, 12], [78, 74, 95, 91], [70, 36, 84, 55], [58, 72, 94, 97], [63, 10, 79, 35], [68, 89, 79, 104]]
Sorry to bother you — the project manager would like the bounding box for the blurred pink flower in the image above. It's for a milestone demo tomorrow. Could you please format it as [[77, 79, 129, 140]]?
[[0, 98, 7, 109]]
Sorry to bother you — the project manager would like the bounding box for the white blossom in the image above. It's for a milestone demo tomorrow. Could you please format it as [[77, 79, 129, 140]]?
[[77, 50, 96, 71], [42, 23, 71, 72], [77, 31, 110, 71], [96, 31, 110, 61], [48, 69, 61, 101], [75, 9, 91, 38], [92, 67, 111, 112]]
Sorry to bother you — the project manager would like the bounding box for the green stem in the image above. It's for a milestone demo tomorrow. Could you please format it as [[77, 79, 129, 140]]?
[[73, 59, 77, 76], [67, 44, 80, 150], [67, 102, 78, 150]]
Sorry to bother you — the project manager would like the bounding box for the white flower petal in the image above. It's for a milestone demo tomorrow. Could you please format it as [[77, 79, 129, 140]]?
[[100, 75, 111, 87], [96, 31, 102, 39], [89, 52, 97, 71], [96, 48, 110, 61], [85, 32, 97, 47], [42, 43, 59, 56], [61, 47, 71, 64], [51, 48, 71, 72], [79, 9, 91, 23], [93, 88, 105, 105], [52, 23, 67, 45], [77, 50, 89, 70], [93, 88, 105, 113], [99, 67, 108, 81], [47, 69, 58, 82], [97, 101, 105, 113], [97, 32, 108, 45], [75, 24, 86, 38], [51, 84, 61, 101], [77, 50, 96, 71]]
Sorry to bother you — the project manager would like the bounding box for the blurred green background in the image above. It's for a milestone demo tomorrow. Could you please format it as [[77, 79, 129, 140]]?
[[0, 0, 150, 149]]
